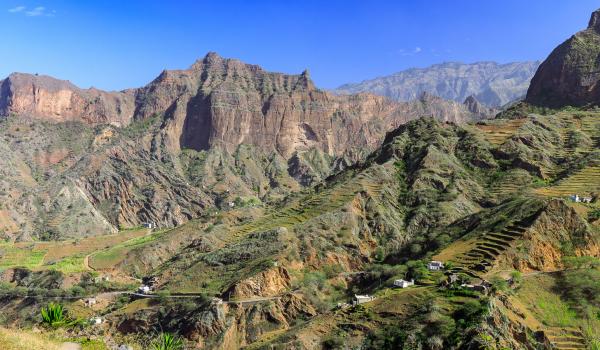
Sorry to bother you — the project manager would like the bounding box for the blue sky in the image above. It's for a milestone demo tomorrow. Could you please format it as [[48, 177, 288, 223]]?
[[1, 0, 598, 91]]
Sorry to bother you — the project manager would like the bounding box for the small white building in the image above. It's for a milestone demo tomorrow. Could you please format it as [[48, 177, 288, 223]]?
[[427, 261, 444, 271], [142, 222, 157, 229], [569, 194, 593, 203], [89, 317, 103, 325], [393, 279, 415, 288], [228, 202, 235, 208], [84, 298, 97, 307], [138, 285, 151, 294], [352, 294, 374, 306]]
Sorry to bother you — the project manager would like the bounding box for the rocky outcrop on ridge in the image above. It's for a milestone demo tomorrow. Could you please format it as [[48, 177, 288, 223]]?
[[526, 8, 600, 107], [0, 73, 135, 125]]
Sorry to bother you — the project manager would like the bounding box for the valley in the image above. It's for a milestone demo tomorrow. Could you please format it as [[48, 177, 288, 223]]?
[[0, 4, 599, 350]]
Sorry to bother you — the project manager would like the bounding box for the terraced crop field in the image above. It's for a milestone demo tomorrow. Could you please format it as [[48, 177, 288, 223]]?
[[0, 228, 149, 273], [221, 167, 386, 245], [535, 165, 600, 198], [473, 119, 527, 145], [447, 222, 528, 278], [89, 229, 164, 270], [0, 243, 46, 269], [489, 169, 534, 200]]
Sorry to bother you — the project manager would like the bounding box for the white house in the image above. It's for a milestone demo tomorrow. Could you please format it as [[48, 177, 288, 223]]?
[[142, 222, 157, 229], [89, 317, 103, 325], [352, 294, 374, 306], [84, 298, 97, 307], [228, 202, 235, 208], [569, 194, 593, 203], [427, 261, 444, 271], [138, 285, 151, 294], [393, 279, 415, 288]]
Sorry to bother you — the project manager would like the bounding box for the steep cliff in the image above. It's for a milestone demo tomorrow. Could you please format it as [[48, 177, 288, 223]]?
[[0, 73, 135, 125], [136, 52, 486, 158], [526, 9, 600, 107]]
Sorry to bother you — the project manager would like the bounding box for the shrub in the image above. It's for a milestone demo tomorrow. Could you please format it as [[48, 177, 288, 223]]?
[[322, 333, 346, 349], [40, 303, 67, 327], [151, 332, 184, 350]]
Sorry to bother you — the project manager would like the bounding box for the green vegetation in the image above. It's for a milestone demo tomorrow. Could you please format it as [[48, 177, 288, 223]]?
[[89, 230, 164, 269], [556, 268, 600, 313], [0, 244, 46, 269], [40, 303, 68, 328], [151, 333, 184, 350]]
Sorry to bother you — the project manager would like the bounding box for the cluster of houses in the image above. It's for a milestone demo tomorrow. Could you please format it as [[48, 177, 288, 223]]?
[[337, 261, 449, 309], [569, 194, 593, 203]]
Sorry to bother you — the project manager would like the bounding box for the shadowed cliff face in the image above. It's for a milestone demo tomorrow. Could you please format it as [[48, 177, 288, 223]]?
[[526, 8, 600, 108], [135, 53, 488, 158]]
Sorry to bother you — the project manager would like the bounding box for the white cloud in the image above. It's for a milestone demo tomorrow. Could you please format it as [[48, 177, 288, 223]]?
[[26, 6, 45, 16], [8, 5, 25, 13], [397, 47, 424, 56], [9, 6, 55, 17]]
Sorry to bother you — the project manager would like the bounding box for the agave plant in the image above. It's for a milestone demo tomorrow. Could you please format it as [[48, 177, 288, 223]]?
[[40, 302, 66, 327], [151, 332, 184, 350]]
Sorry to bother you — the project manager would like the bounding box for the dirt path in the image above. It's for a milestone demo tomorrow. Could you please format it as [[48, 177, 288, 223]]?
[[83, 254, 92, 270]]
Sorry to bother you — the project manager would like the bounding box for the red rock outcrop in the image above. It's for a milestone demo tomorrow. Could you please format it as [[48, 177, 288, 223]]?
[[0, 73, 135, 125], [2, 53, 485, 159], [136, 53, 484, 157]]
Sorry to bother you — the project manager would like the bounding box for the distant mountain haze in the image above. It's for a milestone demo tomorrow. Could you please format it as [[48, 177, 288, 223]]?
[[335, 61, 541, 107]]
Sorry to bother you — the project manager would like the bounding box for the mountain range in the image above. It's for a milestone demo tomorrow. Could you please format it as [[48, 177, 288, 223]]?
[[335, 61, 540, 107], [0, 7, 599, 350], [0, 52, 496, 240]]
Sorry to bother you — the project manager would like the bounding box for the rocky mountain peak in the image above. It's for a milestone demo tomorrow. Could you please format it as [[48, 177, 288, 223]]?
[[526, 8, 600, 107], [588, 8, 600, 31], [463, 95, 482, 113]]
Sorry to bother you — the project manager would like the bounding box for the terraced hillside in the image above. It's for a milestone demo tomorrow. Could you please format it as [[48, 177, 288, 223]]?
[[536, 164, 600, 199], [0, 111, 598, 349]]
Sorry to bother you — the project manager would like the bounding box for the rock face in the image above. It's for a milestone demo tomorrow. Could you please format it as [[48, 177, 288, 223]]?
[[0, 53, 492, 240], [526, 9, 600, 108], [1, 53, 489, 159], [0, 73, 135, 126], [336, 61, 540, 107], [135, 52, 485, 158]]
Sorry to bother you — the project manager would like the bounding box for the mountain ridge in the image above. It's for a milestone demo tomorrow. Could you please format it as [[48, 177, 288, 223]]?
[[335, 60, 540, 107]]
